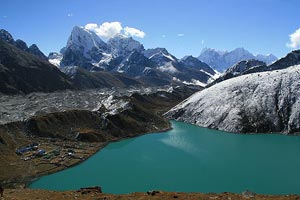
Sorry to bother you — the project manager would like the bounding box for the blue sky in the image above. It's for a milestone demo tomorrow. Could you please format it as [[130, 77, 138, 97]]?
[[0, 0, 299, 58]]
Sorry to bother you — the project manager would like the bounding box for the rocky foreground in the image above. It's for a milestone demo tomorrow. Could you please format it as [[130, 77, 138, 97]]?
[[2, 188, 300, 200]]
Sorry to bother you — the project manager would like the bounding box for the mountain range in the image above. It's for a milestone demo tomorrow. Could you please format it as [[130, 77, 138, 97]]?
[[0, 26, 280, 95], [49, 26, 218, 87], [198, 47, 277, 72]]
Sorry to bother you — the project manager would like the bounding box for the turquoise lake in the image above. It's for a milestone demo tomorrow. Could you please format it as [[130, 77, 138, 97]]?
[[29, 121, 300, 194]]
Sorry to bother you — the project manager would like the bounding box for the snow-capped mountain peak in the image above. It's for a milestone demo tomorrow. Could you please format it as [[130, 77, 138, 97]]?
[[180, 55, 201, 63], [53, 25, 280, 88], [198, 47, 277, 72], [48, 52, 63, 67], [200, 47, 226, 56], [108, 34, 144, 57], [60, 26, 111, 69], [179, 55, 216, 76], [229, 47, 253, 58], [256, 54, 278, 65], [67, 26, 108, 54], [149, 51, 175, 61], [143, 48, 177, 65]]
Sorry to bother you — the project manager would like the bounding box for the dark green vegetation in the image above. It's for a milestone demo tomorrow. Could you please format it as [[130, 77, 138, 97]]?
[[0, 87, 196, 187]]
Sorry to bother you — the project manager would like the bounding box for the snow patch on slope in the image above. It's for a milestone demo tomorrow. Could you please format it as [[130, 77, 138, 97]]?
[[166, 65, 300, 134], [158, 62, 179, 74], [182, 79, 207, 87], [48, 52, 63, 67]]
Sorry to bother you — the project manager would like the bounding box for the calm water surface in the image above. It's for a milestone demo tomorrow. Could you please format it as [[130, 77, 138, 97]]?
[[30, 121, 300, 194]]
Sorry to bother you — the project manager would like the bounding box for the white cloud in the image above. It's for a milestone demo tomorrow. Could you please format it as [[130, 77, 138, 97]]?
[[85, 23, 98, 30], [85, 22, 122, 39], [124, 27, 145, 38], [67, 13, 73, 17], [177, 33, 184, 37], [99, 22, 123, 38], [84, 21, 146, 39], [162, 35, 166, 38], [201, 40, 204, 45], [287, 28, 300, 49]]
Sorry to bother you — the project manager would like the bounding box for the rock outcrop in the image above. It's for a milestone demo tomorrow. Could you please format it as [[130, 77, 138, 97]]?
[[208, 59, 266, 86]]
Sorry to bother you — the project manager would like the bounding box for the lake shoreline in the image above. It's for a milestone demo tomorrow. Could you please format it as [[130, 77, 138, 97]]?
[[21, 116, 300, 189], [1, 86, 197, 189], [171, 119, 300, 136], [29, 120, 300, 195], [25, 121, 173, 188]]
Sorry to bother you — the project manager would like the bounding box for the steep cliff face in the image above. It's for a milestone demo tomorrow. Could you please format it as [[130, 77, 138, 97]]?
[[165, 65, 300, 134], [60, 26, 110, 70]]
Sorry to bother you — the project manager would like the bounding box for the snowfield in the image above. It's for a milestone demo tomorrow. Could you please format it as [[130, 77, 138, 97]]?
[[165, 65, 300, 134]]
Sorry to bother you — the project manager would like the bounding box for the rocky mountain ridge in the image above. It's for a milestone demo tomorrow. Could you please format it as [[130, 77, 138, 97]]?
[[0, 29, 47, 60], [207, 50, 300, 87], [207, 59, 266, 86], [52, 26, 218, 87], [0, 38, 73, 95], [165, 50, 300, 134]]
